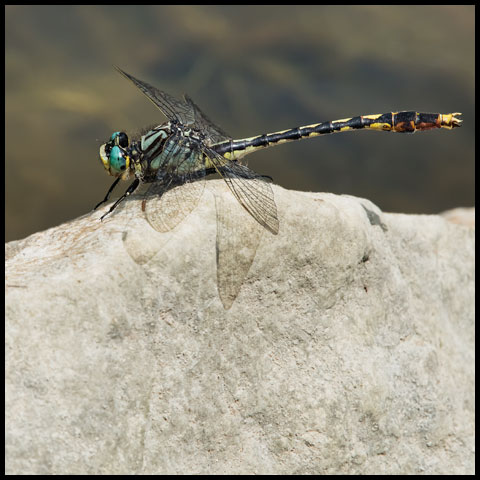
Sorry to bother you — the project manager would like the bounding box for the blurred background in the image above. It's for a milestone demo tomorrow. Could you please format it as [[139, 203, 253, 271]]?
[[5, 5, 474, 242]]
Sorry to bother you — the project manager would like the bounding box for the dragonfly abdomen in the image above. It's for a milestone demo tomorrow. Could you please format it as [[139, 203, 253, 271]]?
[[215, 111, 462, 161]]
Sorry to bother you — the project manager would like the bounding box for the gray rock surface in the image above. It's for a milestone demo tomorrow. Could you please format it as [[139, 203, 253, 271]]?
[[5, 181, 475, 474]]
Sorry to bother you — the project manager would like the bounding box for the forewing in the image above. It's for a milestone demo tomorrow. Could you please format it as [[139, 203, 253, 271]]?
[[184, 94, 232, 144], [114, 66, 195, 125]]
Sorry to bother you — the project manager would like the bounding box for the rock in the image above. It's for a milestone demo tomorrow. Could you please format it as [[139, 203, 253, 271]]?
[[5, 181, 474, 474], [440, 207, 475, 227]]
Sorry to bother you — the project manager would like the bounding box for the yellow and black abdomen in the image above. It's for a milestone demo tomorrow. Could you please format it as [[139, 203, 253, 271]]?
[[215, 111, 462, 161]]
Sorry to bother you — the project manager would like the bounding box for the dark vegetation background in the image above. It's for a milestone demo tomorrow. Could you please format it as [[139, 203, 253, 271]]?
[[5, 5, 474, 241]]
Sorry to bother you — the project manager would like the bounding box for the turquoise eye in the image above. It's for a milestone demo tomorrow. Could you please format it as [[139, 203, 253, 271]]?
[[109, 146, 127, 173], [110, 131, 129, 148], [99, 132, 130, 177]]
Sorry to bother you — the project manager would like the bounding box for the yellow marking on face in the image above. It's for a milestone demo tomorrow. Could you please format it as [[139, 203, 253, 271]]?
[[99, 144, 109, 171]]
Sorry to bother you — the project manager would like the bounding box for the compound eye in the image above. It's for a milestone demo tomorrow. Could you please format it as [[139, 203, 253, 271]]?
[[110, 131, 129, 148], [109, 146, 127, 173], [117, 131, 129, 148]]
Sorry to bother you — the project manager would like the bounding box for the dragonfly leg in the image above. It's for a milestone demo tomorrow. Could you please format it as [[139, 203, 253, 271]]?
[[93, 178, 121, 211], [100, 178, 140, 221]]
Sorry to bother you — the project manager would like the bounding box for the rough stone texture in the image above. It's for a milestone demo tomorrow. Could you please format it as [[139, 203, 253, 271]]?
[[5, 181, 475, 474], [440, 206, 475, 227]]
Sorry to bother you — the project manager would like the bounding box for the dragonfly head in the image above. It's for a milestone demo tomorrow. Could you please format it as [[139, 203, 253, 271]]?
[[99, 131, 132, 179]]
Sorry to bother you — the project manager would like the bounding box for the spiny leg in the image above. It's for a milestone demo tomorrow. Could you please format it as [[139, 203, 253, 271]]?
[[93, 177, 121, 211], [99, 178, 140, 221]]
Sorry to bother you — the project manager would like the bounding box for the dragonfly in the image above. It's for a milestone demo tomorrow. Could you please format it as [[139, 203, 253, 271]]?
[[95, 66, 462, 236], [95, 67, 462, 308]]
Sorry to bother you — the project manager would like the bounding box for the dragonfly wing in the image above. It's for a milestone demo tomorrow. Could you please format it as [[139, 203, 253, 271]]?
[[114, 66, 195, 125], [184, 94, 232, 144], [143, 139, 207, 232], [214, 187, 265, 309], [204, 148, 279, 235], [143, 178, 206, 233]]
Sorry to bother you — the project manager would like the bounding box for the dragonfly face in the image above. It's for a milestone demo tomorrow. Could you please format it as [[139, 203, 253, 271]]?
[[99, 131, 134, 180]]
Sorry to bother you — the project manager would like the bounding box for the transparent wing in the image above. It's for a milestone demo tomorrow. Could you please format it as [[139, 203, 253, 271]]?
[[143, 179, 206, 233], [203, 147, 279, 235], [143, 138, 207, 232], [183, 94, 232, 144], [214, 186, 265, 309], [114, 66, 195, 125]]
